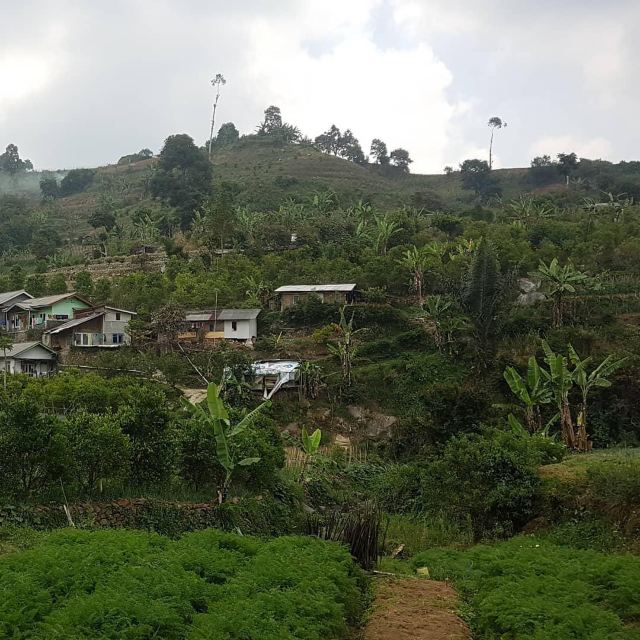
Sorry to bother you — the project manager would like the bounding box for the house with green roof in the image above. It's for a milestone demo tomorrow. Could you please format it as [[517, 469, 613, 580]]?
[[4, 292, 92, 334]]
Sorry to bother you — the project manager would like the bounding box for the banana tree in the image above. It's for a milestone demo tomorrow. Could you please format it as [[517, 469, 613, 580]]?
[[299, 427, 322, 482], [298, 361, 321, 400], [540, 341, 576, 449], [567, 345, 627, 452], [372, 214, 403, 255], [328, 307, 363, 387], [422, 295, 453, 350], [504, 356, 552, 432], [398, 246, 429, 306], [537, 258, 589, 327], [185, 383, 267, 503]]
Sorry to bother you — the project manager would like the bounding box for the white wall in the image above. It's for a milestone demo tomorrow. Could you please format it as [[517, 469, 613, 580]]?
[[223, 318, 257, 341]]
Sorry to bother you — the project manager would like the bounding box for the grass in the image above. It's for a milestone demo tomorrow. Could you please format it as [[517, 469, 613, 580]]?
[[540, 447, 640, 483]]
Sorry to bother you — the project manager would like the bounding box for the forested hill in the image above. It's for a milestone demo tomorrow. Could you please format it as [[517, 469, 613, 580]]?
[[2, 132, 640, 267]]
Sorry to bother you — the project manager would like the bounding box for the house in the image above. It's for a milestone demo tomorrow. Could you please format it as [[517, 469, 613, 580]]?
[[4, 292, 92, 334], [43, 306, 137, 351], [0, 290, 33, 330], [273, 284, 357, 311], [217, 309, 260, 343], [179, 311, 223, 342], [0, 341, 57, 377]]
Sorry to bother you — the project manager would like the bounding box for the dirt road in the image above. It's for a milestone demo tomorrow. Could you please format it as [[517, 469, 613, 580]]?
[[361, 577, 471, 640]]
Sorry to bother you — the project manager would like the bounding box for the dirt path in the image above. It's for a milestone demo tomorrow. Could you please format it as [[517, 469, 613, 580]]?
[[361, 577, 471, 640]]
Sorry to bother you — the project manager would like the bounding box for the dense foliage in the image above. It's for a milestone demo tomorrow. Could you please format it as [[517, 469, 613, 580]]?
[[0, 373, 285, 502]]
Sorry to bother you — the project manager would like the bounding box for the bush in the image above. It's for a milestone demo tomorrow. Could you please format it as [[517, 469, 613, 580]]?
[[0, 398, 66, 497], [62, 412, 131, 492], [411, 537, 640, 640], [419, 430, 544, 539], [59, 168, 95, 196], [284, 297, 340, 327], [371, 464, 424, 514], [178, 412, 285, 493], [586, 460, 640, 535], [0, 528, 367, 638], [115, 386, 176, 484]]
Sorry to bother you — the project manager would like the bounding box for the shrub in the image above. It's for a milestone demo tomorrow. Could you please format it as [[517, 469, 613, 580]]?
[[59, 168, 96, 196], [586, 460, 640, 535], [115, 386, 176, 484], [419, 430, 544, 539], [0, 398, 66, 496], [371, 464, 424, 514], [284, 297, 340, 327], [62, 411, 131, 492]]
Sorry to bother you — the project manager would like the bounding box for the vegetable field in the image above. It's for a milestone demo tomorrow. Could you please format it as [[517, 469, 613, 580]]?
[[0, 528, 366, 639]]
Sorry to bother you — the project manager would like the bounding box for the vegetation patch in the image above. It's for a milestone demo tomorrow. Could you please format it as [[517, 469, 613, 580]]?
[[411, 537, 640, 640], [0, 528, 367, 639]]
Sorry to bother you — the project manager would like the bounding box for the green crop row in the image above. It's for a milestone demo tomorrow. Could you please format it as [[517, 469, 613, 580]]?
[[0, 528, 367, 639]]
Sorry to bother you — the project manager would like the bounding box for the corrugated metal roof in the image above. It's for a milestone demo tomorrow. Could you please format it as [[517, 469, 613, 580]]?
[[185, 313, 216, 322], [251, 360, 300, 376], [44, 312, 104, 334], [21, 293, 88, 309], [0, 290, 32, 306], [218, 309, 261, 320], [1, 341, 56, 358], [274, 284, 356, 293]]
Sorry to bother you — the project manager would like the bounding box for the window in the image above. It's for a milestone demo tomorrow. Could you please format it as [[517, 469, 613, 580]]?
[[112, 334, 124, 344], [292, 295, 300, 305], [231, 321, 237, 331], [115, 312, 121, 321]]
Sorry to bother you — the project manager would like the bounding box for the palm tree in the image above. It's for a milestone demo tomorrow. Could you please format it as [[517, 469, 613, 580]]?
[[568, 345, 627, 451], [537, 258, 589, 327], [488, 116, 506, 169], [0, 334, 14, 390], [504, 356, 553, 432], [208, 73, 227, 158]]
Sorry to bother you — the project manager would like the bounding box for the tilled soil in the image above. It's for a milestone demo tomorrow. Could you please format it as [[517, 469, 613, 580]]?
[[361, 577, 471, 640]]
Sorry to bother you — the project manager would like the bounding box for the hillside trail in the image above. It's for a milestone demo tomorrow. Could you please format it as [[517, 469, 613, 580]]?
[[360, 577, 471, 640]]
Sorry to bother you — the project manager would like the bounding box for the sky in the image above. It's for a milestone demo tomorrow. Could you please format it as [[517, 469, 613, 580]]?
[[2, 0, 639, 173]]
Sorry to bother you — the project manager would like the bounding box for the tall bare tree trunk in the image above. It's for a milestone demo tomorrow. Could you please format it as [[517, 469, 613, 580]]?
[[489, 129, 495, 170]]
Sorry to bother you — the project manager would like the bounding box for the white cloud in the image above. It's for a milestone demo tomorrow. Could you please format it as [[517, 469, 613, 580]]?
[[246, 3, 460, 172], [0, 51, 55, 120], [530, 135, 613, 161]]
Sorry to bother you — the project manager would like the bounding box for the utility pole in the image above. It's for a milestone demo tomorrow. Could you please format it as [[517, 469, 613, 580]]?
[[208, 74, 226, 159]]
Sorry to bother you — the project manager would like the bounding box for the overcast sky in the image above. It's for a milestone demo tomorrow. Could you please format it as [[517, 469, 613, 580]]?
[[2, 0, 639, 173]]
